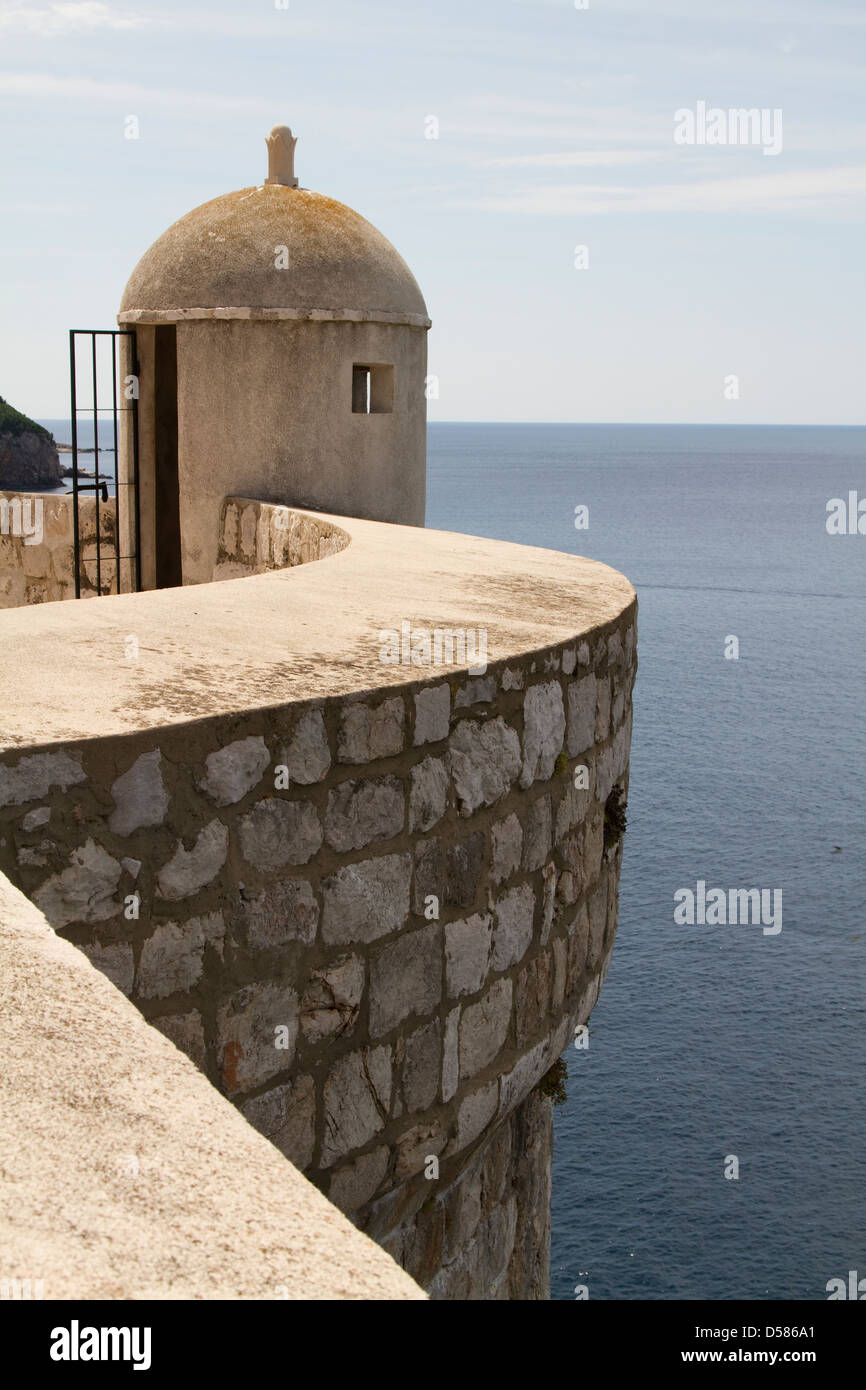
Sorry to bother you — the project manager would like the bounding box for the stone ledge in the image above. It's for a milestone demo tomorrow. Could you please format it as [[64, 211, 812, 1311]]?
[[0, 507, 635, 749], [0, 868, 425, 1301]]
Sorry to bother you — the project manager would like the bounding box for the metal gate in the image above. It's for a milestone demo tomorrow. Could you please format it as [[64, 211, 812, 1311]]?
[[68, 329, 141, 598]]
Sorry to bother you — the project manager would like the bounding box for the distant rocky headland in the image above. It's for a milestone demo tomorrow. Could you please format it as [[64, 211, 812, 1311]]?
[[0, 396, 63, 490]]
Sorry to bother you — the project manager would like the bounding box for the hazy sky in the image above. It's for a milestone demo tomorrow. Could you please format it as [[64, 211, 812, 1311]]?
[[1, 0, 865, 421]]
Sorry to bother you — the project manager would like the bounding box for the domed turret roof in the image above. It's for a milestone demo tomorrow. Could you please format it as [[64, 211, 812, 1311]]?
[[118, 169, 429, 327]]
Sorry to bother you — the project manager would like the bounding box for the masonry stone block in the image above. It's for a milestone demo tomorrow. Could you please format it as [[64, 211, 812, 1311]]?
[[521, 682, 565, 788], [324, 776, 404, 851], [321, 1046, 391, 1166], [413, 684, 450, 745], [198, 736, 270, 806], [338, 698, 405, 764], [300, 953, 364, 1045], [157, 819, 228, 899], [409, 755, 449, 832], [322, 853, 410, 944], [491, 813, 522, 884], [0, 749, 86, 807], [448, 717, 521, 816], [279, 709, 330, 784], [237, 878, 318, 948], [238, 798, 322, 870], [445, 912, 493, 999], [137, 911, 224, 999], [217, 982, 298, 1096], [240, 1073, 315, 1170], [459, 977, 512, 1080], [109, 749, 169, 835], [369, 925, 442, 1037], [33, 839, 122, 929], [567, 674, 597, 757], [492, 885, 535, 971]]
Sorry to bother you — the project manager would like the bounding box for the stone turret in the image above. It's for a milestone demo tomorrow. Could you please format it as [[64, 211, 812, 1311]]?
[[118, 126, 430, 587]]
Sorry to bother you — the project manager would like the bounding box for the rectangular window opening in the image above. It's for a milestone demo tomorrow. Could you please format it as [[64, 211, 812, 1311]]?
[[352, 363, 394, 414]]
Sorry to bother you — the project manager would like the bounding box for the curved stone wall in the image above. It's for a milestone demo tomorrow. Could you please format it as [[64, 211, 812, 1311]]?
[[0, 492, 116, 608], [213, 497, 351, 580], [0, 507, 636, 1298]]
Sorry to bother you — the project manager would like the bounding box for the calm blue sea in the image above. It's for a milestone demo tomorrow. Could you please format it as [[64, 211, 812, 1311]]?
[[426, 423, 866, 1302]]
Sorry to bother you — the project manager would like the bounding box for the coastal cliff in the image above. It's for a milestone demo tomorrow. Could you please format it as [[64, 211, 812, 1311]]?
[[0, 397, 62, 490]]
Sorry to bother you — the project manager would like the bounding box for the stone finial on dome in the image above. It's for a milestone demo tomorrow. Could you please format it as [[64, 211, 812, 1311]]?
[[265, 125, 299, 188]]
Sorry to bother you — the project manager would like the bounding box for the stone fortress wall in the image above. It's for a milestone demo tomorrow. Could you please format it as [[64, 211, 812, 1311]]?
[[0, 492, 116, 608], [0, 492, 353, 607], [0, 511, 636, 1297]]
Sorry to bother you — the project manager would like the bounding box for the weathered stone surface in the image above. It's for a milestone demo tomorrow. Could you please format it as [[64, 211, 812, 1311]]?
[[413, 831, 486, 917], [395, 1122, 445, 1180], [401, 1019, 441, 1113], [552, 936, 567, 1011], [445, 912, 492, 999], [322, 853, 410, 944], [109, 749, 169, 836], [522, 795, 551, 872], [584, 806, 604, 881], [499, 1035, 551, 1118], [409, 755, 449, 832], [501, 667, 524, 692], [0, 750, 85, 807], [455, 677, 495, 708], [492, 885, 535, 971], [566, 902, 590, 998], [300, 953, 364, 1045], [217, 982, 298, 1096], [515, 951, 552, 1047], [33, 839, 121, 928], [21, 806, 50, 832], [198, 736, 269, 806], [18, 842, 50, 867], [369, 925, 442, 1037], [413, 684, 450, 745], [338, 698, 405, 764], [157, 819, 228, 899], [442, 1007, 460, 1103], [137, 912, 224, 999], [595, 676, 611, 741], [541, 860, 557, 943], [491, 813, 522, 884], [238, 798, 322, 870], [448, 717, 521, 816], [151, 1010, 206, 1070], [237, 878, 318, 948], [521, 682, 565, 787], [279, 709, 330, 784], [445, 833, 484, 910], [450, 1080, 498, 1154], [587, 877, 608, 971], [324, 776, 404, 851], [328, 1146, 389, 1213], [321, 1046, 391, 1166], [240, 1073, 315, 1170], [80, 940, 134, 996], [555, 778, 592, 841], [459, 978, 512, 1080], [567, 674, 596, 757]]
